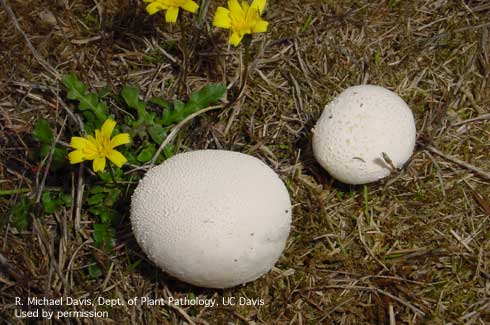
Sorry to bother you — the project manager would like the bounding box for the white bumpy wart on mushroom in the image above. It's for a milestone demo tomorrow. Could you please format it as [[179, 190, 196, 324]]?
[[312, 85, 417, 185], [130, 150, 292, 288]]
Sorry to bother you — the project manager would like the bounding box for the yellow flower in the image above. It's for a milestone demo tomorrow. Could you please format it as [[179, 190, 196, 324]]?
[[213, 0, 268, 46], [143, 0, 199, 23], [68, 119, 130, 172]]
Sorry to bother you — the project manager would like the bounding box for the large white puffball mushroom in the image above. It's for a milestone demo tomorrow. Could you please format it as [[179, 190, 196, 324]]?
[[130, 150, 292, 288], [312, 85, 416, 185]]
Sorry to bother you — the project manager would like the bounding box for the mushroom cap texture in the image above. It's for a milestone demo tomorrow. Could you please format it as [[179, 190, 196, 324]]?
[[131, 150, 292, 288], [312, 85, 416, 184]]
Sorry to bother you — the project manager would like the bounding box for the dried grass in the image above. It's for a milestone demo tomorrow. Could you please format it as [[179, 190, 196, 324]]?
[[1, 0, 490, 323]]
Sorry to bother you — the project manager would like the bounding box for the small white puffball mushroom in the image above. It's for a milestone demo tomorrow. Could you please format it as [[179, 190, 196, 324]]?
[[130, 150, 292, 288], [312, 85, 416, 185]]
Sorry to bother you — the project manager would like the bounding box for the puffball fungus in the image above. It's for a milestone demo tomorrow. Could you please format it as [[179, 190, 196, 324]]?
[[130, 150, 292, 288], [312, 85, 416, 184]]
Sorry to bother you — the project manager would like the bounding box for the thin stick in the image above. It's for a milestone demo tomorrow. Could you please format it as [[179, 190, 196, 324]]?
[[357, 213, 390, 272], [179, 18, 189, 98], [389, 304, 396, 325], [426, 145, 490, 181], [0, 188, 30, 196], [424, 150, 447, 198], [74, 164, 85, 232], [0, 0, 60, 80], [35, 116, 68, 203], [163, 287, 196, 325], [299, 285, 425, 317], [453, 113, 490, 126]]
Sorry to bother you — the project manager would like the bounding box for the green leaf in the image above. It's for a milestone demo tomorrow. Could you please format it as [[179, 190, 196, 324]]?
[[121, 86, 150, 126], [33, 119, 53, 144], [99, 210, 120, 226], [10, 198, 32, 231], [87, 193, 105, 206], [62, 73, 108, 124], [127, 259, 142, 272], [162, 144, 174, 159], [40, 144, 51, 157], [148, 125, 167, 143], [150, 97, 171, 110], [137, 144, 156, 163], [105, 188, 122, 206], [93, 223, 115, 251], [88, 264, 103, 279], [52, 147, 67, 168], [60, 192, 72, 207], [300, 15, 313, 33], [42, 192, 59, 214], [159, 100, 185, 126], [157, 84, 225, 126], [121, 86, 140, 109], [62, 73, 87, 99], [187, 83, 226, 110], [374, 48, 381, 65]]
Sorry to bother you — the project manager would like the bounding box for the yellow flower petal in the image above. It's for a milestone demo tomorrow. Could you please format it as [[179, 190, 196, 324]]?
[[70, 137, 88, 150], [250, 0, 266, 14], [110, 133, 130, 148], [241, 1, 250, 12], [107, 150, 127, 168], [101, 119, 116, 138], [165, 7, 179, 23], [68, 150, 84, 164], [252, 19, 268, 33], [146, 2, 165, 15], [93, 157, 106, 172], [229, 32, 244, 46], [181, 0, 199, 13], [213, 7, 231, 29], [228, 0, 243, 19], [86, 135, 96, 144], [94, 129, 101, 142]]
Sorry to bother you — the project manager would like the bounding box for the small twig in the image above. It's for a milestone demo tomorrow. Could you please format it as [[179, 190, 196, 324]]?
[[0, 188, 30, 196], [53, 91, 86, 135], [425, 145, 490, 181], [449, 229, 474, 253], [298, 285, 425, 317], [389, 304, 396, 325], [74, 164, 85, 232], [35, 116, 68, 203], [32, 217, 70, 292], [179, 18, 190, 98], [357, 213, 390, 272], [163, 287, 196, 325], [0, 0, 60, 80], [453, 113, 490, 126], [424, 150, 446, 198]]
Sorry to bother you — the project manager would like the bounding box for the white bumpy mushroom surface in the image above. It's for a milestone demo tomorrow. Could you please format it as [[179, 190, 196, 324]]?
[[131, 150, 292, 288], [312, 85, 416, 185]]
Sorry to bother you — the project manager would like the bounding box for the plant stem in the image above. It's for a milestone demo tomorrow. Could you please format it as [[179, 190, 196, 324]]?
[[108, 165, 118, 185], [179, 17, 189, 99], [197, 0, 211, 28], [226, 35, 252, 108]]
